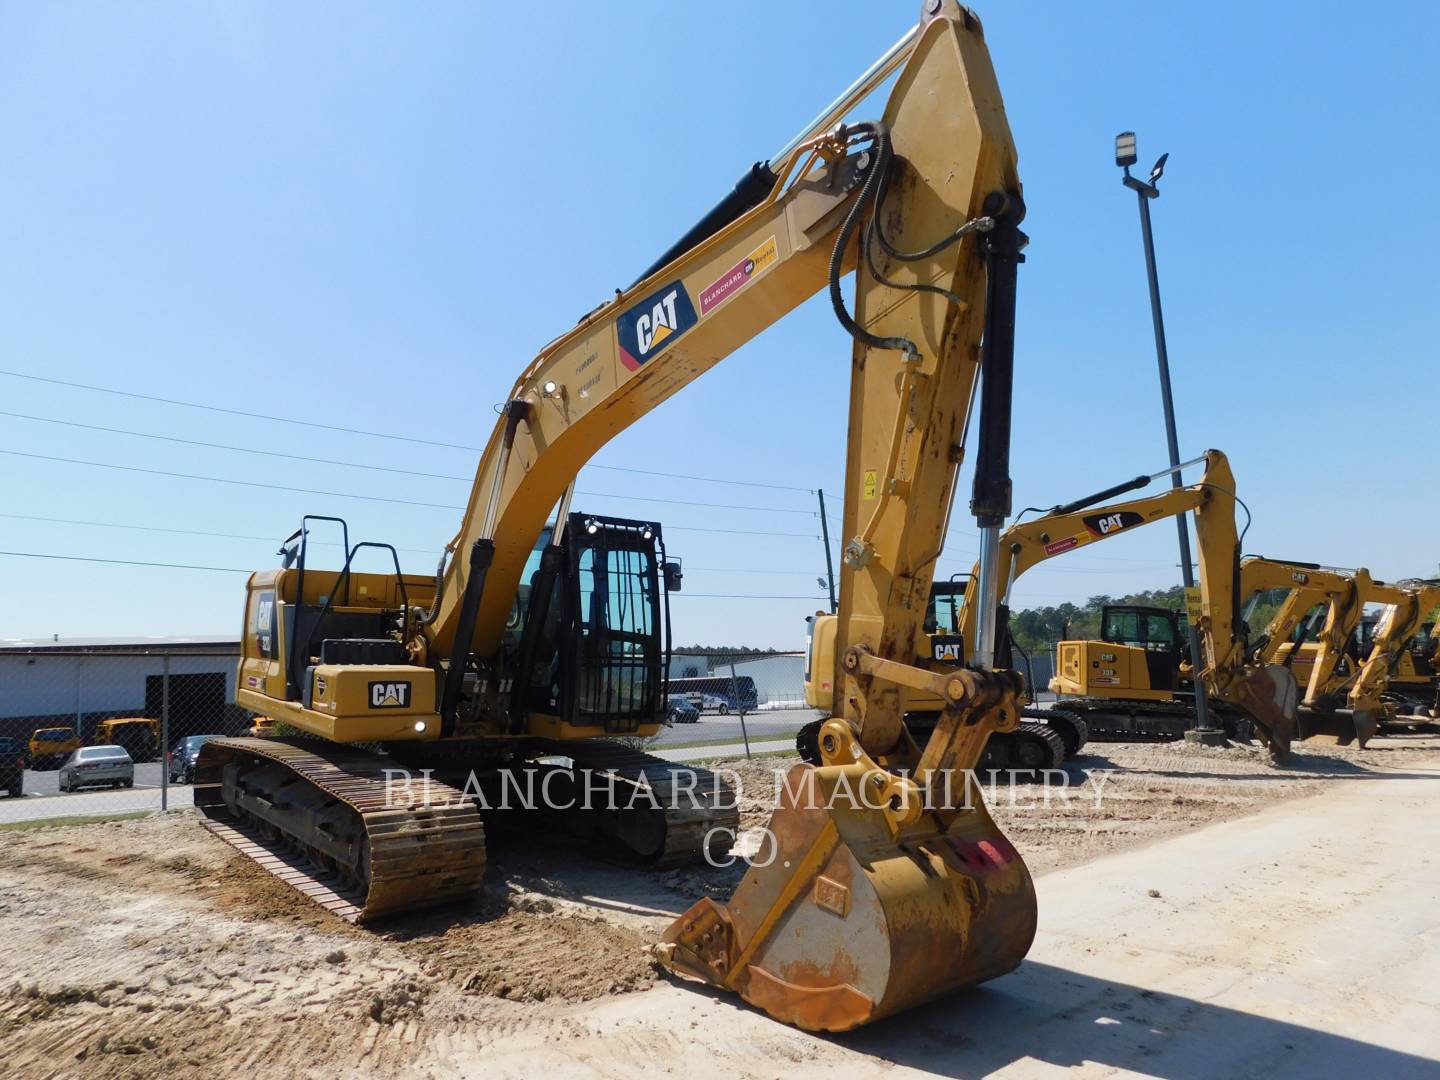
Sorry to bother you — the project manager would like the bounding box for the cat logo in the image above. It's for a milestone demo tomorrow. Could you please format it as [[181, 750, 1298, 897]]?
[[1083, 510, 1145, 538], [369, 680, 411, 709], [616, 281, 698, 371], [931, 636, 965, 663]]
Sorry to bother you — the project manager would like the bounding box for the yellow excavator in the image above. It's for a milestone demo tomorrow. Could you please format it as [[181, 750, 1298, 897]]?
[[198, 3, 1068, 1031], [1052, 555, 1389, 747], [1347, 579, 1440, 727], [1244, 564, 1434, 745], [802, 449, 1299, 756]]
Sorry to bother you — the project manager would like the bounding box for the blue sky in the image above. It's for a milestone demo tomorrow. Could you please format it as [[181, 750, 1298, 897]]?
[[1, 1, 1435, 649]]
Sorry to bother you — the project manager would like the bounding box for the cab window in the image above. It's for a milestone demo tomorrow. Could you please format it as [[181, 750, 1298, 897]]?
[[1103, 610, 1144, 648], [1145, 613, 1177, 651]]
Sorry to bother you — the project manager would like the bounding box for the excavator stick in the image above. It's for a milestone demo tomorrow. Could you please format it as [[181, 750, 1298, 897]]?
[[659, 670, 1035, 1031]]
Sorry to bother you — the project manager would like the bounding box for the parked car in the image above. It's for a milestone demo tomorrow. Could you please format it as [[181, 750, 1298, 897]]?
[[0, 737, 25, 798], [167, 734, 223, 784], [57, 745, 134, 792], [666, 696, 701, 725], [690, 693, 735, 715], [27, 727, 80, 770]]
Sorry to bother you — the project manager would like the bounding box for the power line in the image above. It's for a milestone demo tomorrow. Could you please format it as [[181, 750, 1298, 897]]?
[[2, 513, 840, 566], [0, 513, 440, 555], [0, 369, 482, 451], [0, 551, 248, 573], [674, 593, 830, 600], [0, 449, 461, 510], [1, 410, 475, 482], [3, 412, 814, 514], [598, 465, 810, 493], [685, 566, 827, 575], [0, 549, 826, 599], [580, 490, 812, 514], [0, 368, 816, 493]]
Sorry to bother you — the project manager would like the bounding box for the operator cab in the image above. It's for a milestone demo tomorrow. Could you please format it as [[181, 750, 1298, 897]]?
[[1100, 605, 1182, 692], [924, 576, 969, 664], [506, 513, 680, 733], [240, 511, 681, 739]]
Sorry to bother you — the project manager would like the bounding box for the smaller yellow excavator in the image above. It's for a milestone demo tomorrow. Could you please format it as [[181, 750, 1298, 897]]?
[[1348, 579, 1440, 727], [807, 449, 1298, 760], [1054, 556, 1380, 747], [1244, 565, 1440, 746]]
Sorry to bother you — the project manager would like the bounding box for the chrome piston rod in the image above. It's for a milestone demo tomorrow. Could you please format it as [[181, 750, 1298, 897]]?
[[769, 25, 920, 165], [973, 525, 1002, 670]]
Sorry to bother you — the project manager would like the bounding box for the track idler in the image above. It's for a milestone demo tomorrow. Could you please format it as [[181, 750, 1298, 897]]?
[[658, 669, 1037, 1031]]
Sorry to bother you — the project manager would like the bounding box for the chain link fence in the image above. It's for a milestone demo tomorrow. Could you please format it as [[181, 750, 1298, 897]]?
[[0, 640, 1050, 823], [0, 644, 253, 825], [654, 650, 816, 759]]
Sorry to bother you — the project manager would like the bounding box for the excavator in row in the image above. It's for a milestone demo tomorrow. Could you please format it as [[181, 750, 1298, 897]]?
[[805, 438, 1434, 755], [1052, 559, 1440, 748], [804, 449, 1299, 756], [1345, 579, 1440, 727], [196, 2, 1089, 1032]]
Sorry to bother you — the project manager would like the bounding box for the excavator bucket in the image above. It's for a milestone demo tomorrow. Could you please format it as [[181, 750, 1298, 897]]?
[[1232, 664, 1299, 761], [658, 709, 1036, 1032]]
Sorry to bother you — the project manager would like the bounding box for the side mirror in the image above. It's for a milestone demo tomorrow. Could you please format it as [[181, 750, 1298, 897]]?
[[665, 560, 683, 593]]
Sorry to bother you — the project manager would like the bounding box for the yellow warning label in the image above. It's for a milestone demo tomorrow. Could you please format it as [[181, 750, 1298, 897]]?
[[862, 470, 878, 500], [1184, 586, 1202, 618]]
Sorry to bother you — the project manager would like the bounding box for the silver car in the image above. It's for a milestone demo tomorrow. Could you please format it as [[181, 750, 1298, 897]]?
[[58, 745, 135, 792]]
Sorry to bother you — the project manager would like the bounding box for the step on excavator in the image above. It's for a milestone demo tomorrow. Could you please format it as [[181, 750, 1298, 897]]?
[[197, 3, 1065, 1031], [805, 449, 1300, 759]]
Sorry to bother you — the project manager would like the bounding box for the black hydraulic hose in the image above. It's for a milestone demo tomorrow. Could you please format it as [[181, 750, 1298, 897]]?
[[419, 548, 450, 627], [870, 153, 995, 264], [827, 122, 921, 361]]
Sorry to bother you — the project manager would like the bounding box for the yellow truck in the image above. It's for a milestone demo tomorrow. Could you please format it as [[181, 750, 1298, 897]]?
[[27, 726, 81, 770], [92, 717, 160, 763]]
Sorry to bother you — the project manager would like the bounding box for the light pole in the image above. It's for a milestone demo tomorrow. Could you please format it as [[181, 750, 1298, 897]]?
[[1115, 131, 1224, 744]]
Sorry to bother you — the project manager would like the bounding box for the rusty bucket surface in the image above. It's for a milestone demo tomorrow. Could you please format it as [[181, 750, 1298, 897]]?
[[657, 761, 1036, 1032]]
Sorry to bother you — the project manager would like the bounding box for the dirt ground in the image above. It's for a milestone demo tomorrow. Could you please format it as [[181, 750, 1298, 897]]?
[[2, 733, 1437, 1078]]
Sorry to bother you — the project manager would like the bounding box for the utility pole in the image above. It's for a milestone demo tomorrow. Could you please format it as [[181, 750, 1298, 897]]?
[[815, 490, 837, 613], [1115, 131, 1224, 745]]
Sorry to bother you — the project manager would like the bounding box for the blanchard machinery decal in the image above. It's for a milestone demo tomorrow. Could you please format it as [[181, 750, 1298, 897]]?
[[1082, 510, 1146, 538], [616, 282, 699, 371], [1044, 536, 1079, 556], [699, 235, 779, 316]]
